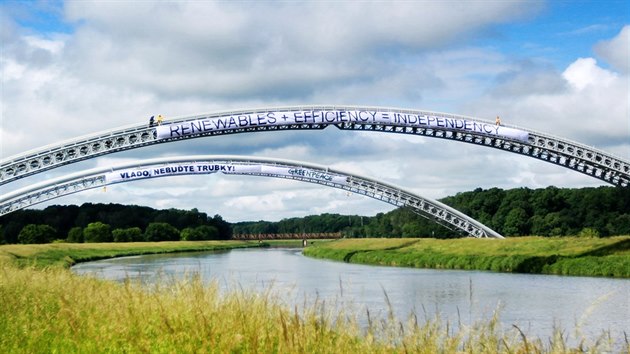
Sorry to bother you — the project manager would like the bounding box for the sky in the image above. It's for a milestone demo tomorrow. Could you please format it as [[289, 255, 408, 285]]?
[[1, 0, 629, 223]]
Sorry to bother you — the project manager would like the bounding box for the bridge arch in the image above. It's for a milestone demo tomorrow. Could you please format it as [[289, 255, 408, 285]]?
[[1, 105, 628, 187], [0, 155, 503, 239]]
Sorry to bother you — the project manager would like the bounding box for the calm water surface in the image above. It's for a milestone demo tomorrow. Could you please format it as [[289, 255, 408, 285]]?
[[73, 247, 629, 346]]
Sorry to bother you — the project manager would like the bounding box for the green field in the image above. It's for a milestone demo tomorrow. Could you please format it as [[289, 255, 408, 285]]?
[[303, 236, 630, 278]]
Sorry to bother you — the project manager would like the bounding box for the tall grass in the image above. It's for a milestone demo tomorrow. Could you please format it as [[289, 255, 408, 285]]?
[[1, 263, 624, 353]]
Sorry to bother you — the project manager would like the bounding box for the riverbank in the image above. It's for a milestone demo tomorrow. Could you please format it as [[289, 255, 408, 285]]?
[[0, 240, 283, 269], [303, 236, 630, 278]]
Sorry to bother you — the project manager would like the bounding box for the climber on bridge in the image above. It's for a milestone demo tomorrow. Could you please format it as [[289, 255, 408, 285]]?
[[495, 116, 501, 126], [148, 116, 155, 127], [157, 115, 164, 125]]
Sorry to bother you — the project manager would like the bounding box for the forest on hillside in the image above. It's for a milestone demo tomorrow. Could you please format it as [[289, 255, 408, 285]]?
[[230, 186, 630, 238], [1, 186, 629, 244]]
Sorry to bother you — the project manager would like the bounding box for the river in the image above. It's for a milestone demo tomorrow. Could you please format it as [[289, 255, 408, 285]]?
[[72, 247, 629, 348]]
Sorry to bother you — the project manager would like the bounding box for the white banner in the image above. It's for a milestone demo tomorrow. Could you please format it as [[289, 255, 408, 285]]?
[[156, 110, 529, 142], [105, 163, 238, 183], [104, 163, 348, 185]]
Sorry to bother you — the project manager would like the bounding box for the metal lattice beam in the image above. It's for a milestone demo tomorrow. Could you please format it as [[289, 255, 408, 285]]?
[[1, 106, 628, 187], [0, 155, 503, 238]]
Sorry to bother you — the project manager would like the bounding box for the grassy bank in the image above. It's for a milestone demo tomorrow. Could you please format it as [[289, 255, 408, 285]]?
[[0, 240, 270, 269], [303, 236, 630, 278]]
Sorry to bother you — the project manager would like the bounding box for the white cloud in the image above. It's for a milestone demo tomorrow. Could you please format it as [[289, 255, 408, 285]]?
[[595, 25, 630, 74], [54, 1, 542, 101], [563, 57, 617, 90]]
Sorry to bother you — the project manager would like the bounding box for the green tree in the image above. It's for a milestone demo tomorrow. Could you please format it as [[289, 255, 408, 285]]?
[[18, 224, 57, 244], [112, 227, 143, 242], [180, 227, 199, 241], [144, 223, 180, 242], [42, 205, 80, 239], [503, 208, 529, 236], [2, 221, 23, 244], [83, 222, 112, 243], [211, 214, 232, 240], [196, 225, 219, 240], [606, 214, 630, 235], [529, 215, 545, 236], [365, 213, 393, 237], [531, 186, 564, 216], [74, 204, 97, 228], [530, 212, 567, 236], [129, 227, 144, 242], [67, 226, 84, 243], [401, 222, 423, 238], [180, 225, 219, 241], [112, 229, 128, 242]]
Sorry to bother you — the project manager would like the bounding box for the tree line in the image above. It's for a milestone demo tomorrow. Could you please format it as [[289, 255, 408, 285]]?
[[442, 185, 630, 237], [1, 186, 629, 244], [0, 203, 231, 244]]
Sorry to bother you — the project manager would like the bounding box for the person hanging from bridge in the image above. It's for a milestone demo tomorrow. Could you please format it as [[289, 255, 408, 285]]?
[[157, 114, 164, 125], [495, 115, 501, 126], [148, 115, 155, 127]]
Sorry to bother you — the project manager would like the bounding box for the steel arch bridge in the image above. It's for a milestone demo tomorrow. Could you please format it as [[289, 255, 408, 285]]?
[[1, 105, 628, 187], [0, 155, 503, 239]]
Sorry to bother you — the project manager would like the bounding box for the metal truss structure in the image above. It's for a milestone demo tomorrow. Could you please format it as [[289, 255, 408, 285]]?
[[1, 105, 628, 187], [0, 156, 504, 238]]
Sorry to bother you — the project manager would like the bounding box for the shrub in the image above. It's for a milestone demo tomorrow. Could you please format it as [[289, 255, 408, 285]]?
[[144, 223, 179, 242], [18, 224, 57, 244], [112, 227, 143, 242], [67, 226, 84, 243], [84, 222, 112, 243], [180, 225, 219, 241], [578, 227, 600, 238]]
